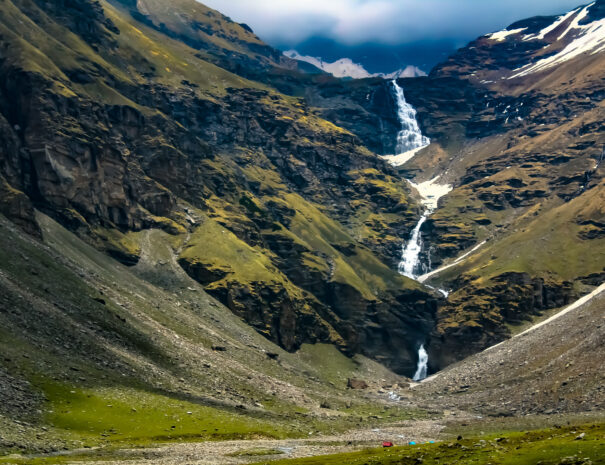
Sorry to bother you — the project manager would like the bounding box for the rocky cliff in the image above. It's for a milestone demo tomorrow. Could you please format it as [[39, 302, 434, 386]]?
[[1, 0, 602, 385], [394, 0, 605, 369], [0, 0, 441, 376]]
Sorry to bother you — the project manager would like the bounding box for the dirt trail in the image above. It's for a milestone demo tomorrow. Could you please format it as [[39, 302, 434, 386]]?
[[75, 419, 448, 465]]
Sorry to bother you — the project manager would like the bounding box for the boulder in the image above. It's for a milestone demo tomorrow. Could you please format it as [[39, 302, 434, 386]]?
[[347, 378, 369, 390]]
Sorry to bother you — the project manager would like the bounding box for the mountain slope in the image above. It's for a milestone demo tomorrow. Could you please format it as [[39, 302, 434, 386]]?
[[0, 0, 440, 376], [0, 211, 417, 454], [417, 284, 605, 416], [395, 0, 605, 367], [1, 0, 604, 459], [111, 0, 311, 78]]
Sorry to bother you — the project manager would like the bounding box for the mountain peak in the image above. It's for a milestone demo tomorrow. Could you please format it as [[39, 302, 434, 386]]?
[[284, 50, 426, 79], [483, 1, 605, 80]]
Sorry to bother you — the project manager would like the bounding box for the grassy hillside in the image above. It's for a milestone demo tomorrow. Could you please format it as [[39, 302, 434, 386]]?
[[0, 212, 423, 456]]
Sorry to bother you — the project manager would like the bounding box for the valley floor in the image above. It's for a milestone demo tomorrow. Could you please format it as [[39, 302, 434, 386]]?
[[2, 413, 603, 464]]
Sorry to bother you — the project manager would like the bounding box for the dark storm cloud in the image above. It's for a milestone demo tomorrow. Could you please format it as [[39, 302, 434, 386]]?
[[202, 0, 585, 46], [201, 0, 587, 72]]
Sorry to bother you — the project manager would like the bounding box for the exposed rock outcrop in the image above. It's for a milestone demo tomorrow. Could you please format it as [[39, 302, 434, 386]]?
[[395, 0, 605, 367], [0, 0, 439, 376], [430, 273, 574, 369]]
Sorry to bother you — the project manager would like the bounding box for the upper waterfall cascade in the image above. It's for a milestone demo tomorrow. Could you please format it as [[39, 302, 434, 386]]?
[[392, 80, 430, 154]]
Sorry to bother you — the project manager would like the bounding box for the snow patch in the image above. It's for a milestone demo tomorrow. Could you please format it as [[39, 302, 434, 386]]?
[[285, 50, 373, 79], [487, 28, 527, 41], [382, 146, 428, 167], [522, 8, 580, 41], [557, 3, 592, 41], [284, 50, 426, 80], [409, 177, 453, 211], [511, 3, 605, 78], [381, 66, 428, 79]]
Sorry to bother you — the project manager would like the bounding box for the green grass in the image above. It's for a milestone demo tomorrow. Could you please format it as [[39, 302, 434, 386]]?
[[42, 383, 287, 446], [0, 214, 427, 460], [130, 0, 267, 55], [227, 448, 285, 457], [297, 344, 359, 388], [248, 423, 605, 465], [2, 422, 603, 465], [179, 214, 305, 295], [431, 180, 605, 287], [280, 192, 418, 298], [103, 0, 256, 95]]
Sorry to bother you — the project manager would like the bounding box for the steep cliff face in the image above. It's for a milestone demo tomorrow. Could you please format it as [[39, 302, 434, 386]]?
[[2, 0, 601, 380], [303, 78, 403, 156], [0, 0, 439, 375], [395, 0, 605, 368]]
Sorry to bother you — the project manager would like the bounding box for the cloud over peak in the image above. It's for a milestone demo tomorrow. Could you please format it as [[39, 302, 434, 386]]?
[[202, 0, 585, 46]]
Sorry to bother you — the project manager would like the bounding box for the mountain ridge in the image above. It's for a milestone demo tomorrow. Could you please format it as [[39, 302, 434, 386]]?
[[392, 0, 604, 368], [0, 0, 603, 459], [0, 0, 440, 376], [284, 50, 427, 80]]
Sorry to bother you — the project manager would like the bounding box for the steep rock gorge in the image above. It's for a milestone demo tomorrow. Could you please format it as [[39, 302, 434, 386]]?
[[391, 1, 605, 370], [2, 0, 603, 378], [0, 0, 439, 376]]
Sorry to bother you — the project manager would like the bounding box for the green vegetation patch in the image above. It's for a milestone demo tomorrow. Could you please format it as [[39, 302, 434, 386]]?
[[227, 448, 285, 457], [43, 383, 286, 446], [297, 344, 359, 388], [249, 423, 605, 465], [179, 215, 300, 293]]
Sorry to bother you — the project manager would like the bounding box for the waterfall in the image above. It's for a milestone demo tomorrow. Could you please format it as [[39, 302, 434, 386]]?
[[389, 81, 437, 382], [398, 214, 428, 279], [413, 345, 429, 381], [392, 80, 430, 154], [391, 80, 434, 280]]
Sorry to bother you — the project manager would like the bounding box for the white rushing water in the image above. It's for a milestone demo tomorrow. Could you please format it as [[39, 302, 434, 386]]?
[[389, 80, 435, 280], [398, 177, 453, 278], [392, 80, 430, 154], [399, 214, 428, 279], [413, 345, 429, 381], [389, 81, 452, 280], [387, 80, 454, 381]]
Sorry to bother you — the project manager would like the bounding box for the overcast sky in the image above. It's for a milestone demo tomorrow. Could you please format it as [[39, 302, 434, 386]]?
[[201, 0, 586, 72]]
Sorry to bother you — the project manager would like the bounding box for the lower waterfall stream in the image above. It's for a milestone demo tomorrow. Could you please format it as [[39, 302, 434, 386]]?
[[413, 345, 429, 381]]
